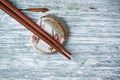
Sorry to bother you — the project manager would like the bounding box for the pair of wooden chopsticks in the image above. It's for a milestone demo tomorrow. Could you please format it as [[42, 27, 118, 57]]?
[[0, 0, 72, 59]]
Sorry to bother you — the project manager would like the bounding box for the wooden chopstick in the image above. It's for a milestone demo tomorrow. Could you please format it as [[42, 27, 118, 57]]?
[[0, 1, 71, 59], [1, 0, 72, 56]]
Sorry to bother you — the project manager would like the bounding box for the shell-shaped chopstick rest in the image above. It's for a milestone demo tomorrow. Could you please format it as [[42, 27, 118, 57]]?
[[30, 15, 68, 54]]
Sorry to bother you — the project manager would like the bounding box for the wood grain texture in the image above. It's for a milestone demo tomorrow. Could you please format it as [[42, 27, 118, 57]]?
[[0, 0, 120, 80]]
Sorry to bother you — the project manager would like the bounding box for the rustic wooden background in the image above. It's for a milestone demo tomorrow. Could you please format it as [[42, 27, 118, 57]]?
[[0, 0, 120, 80]]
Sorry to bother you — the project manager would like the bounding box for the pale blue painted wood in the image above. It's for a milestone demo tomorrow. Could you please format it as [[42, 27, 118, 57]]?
[[0, 0, 120, 80]]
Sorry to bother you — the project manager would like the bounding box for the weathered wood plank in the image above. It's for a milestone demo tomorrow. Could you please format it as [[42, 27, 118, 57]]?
[[0, 0, 120, 80]]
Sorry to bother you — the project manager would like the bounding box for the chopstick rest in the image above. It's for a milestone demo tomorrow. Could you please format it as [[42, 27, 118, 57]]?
[[30, 15, 68, 54]]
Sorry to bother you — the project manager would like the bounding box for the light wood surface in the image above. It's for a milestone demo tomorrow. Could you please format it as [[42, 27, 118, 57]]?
[[0, 0, 120, 80]]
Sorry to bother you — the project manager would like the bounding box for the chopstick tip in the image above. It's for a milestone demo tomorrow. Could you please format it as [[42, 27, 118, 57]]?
[[68, 57, 71, 60]]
